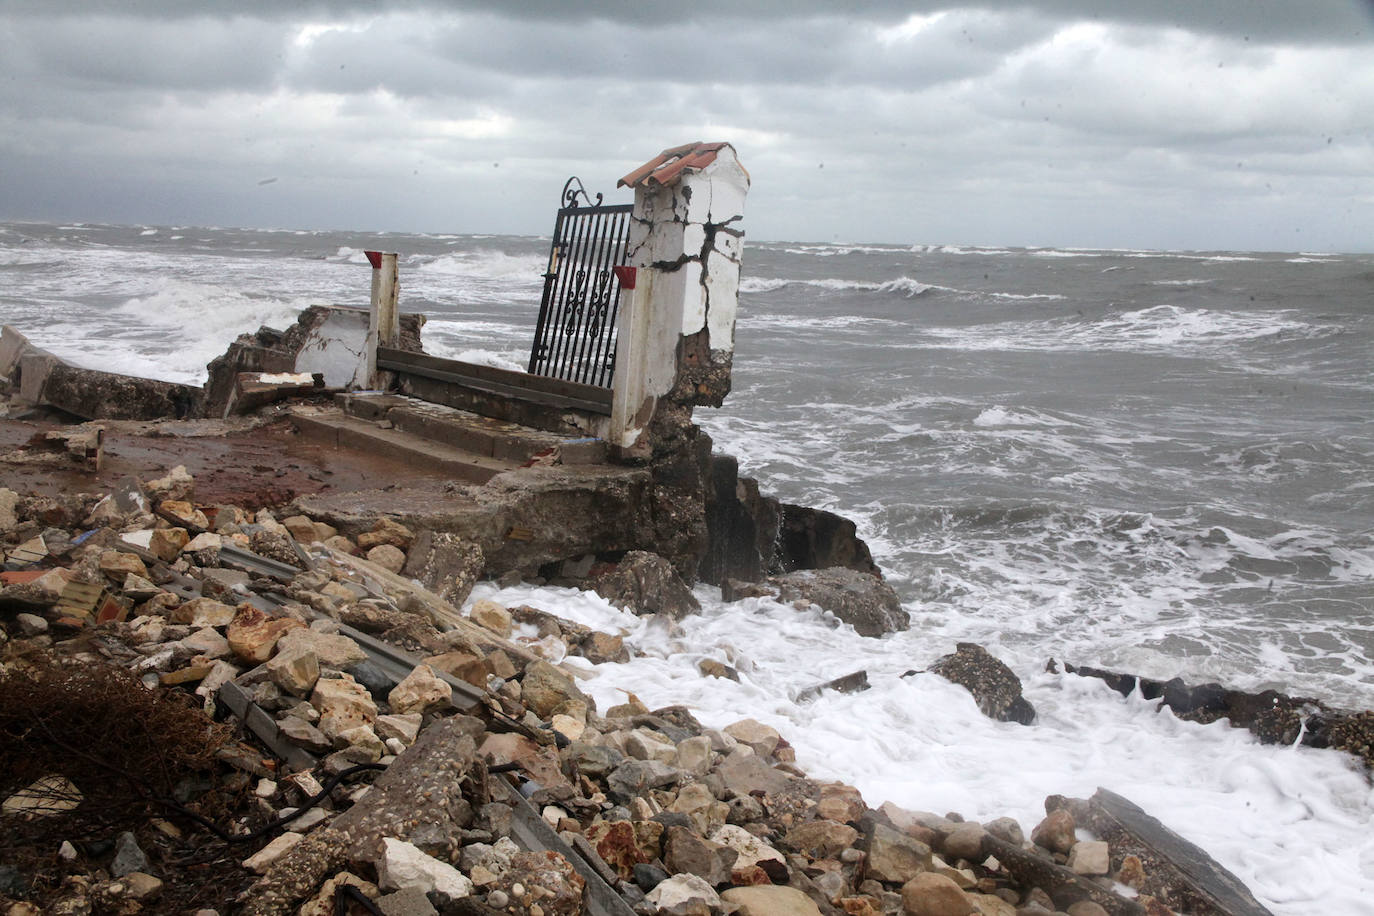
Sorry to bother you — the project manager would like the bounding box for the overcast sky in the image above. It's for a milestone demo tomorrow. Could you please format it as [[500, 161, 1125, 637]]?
[[2, 1, 1372, 251]]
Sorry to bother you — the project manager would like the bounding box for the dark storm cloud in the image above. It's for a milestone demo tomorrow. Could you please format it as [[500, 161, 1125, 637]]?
[[1, 0, 1371, 249], [7, 0, 1373, 42]]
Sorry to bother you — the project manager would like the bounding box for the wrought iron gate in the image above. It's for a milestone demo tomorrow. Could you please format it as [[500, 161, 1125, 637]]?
[[528, 178, 633, 388]]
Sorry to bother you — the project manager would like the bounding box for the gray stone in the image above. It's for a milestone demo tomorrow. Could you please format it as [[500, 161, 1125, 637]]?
[[982, 817, 1024, 848], [1068, 840, 1110, 876], [377, 837, 474, 898], [14, 613, 48, 636], [928, 643, 1035, 725], [1030, 809, 1076, 855], [770, 567, 908, 638], [721, 885, 823, 916], [865, 823, 932, 884], [607, 759, 681, 802], [111, 831, 149, 878], [646, 873, 722, 916], [941, 823, 986, 862], [591, 551, 701, 620], [378, 886, 440, 916], [566, 743, 624, 778], [664, 825, 737, 886], [521, 659, 592, 719]]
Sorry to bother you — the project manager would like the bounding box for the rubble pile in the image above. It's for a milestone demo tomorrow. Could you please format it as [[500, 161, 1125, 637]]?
[[1, 470, 1262, 916]]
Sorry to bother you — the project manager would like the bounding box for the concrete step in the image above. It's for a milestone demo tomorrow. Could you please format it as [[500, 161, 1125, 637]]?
[[335, 391, 603, 464], [289, 406, 521, 484]]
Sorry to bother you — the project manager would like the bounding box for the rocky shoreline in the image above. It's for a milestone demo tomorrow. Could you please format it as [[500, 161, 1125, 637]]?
[[0, 411, 1296, 916]]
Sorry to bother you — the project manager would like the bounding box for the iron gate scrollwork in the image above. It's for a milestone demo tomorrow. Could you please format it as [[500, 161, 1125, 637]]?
[[528, 177, 633, 388]]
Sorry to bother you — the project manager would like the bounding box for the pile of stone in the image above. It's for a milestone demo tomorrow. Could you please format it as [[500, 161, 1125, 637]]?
[[1, 470, 1252, 916]]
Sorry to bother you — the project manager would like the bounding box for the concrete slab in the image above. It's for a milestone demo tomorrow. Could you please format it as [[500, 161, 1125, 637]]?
[[289, 406, 520, 484], [335, 392, 579, 464]]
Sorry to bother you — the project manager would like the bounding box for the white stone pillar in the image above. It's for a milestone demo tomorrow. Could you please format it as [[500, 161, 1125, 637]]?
[[610, 143, 749, 454]]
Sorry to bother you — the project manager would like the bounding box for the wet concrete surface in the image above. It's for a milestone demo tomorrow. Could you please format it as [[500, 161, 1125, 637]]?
[[0, 416, 457, 509]]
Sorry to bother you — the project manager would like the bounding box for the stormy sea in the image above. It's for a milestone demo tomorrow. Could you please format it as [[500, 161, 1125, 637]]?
[[3, 220, 1372, 912]]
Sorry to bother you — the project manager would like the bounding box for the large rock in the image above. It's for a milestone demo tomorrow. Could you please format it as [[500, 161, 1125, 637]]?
[[479, 733, 572, 792], [723, 718, 781, 757], [266, 643, 321, 696], [606, 759, 681, 802], [403, 531, 484, 607], [770, 567, 907, 638], [721, 885, 823, 916], [111, 831, 149, 877], [1068, 841, 1110, 876], [899, 873, 972, 916], [586, 820, 663, 880], [367, 544, 407, 574], [358, 518, 415, 552], [521, 660, 591, 719], [388, 664, 452, 715], [669, 783, 729, 836], [865, 823, 933, 884], [0, 488, 19, 533], [786, 820, 860, 860], [376, 837, 473, 899], [1062, 661, 1374, 769], [99, 550, 149, 582], [311, 674, 379, 735], [664, 826, 737, 886], [646, 874, 721, 916], [715, 751, 800, 799], [1031, 809, 1076, 855], [227, 606, 308, 664], [423, 650, 491, 688], [941, 823, 986, 862], [699, 455, 780, 586], [776, 504, 881, 576], [171, 597, 236, 628], [928, 643, 1035, 725], [709, 824, 785, 874], [147, 527, 190, 562], [591, 550, 700, 619], [276, 627, 368, 669]]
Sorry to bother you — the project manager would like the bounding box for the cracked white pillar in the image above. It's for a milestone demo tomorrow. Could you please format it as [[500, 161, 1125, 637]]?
[[610, 142, 749, 454]]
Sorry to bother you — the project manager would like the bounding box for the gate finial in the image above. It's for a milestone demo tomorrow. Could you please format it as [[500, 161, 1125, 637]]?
[[560, 176, 603, 208]]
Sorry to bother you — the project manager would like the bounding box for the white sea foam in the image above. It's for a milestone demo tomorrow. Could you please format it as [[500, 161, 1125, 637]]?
[[739, 277, 791, 294], [778, 243, 911, 256], [329, 246, 374, 264], [911, 244, 1016, 256], [429, 346, 525, 372], [410, 249, 545, 280], [740, 275, 1059, 301], [972, 406, 1066, 428], [917, 305, 1322, 355]]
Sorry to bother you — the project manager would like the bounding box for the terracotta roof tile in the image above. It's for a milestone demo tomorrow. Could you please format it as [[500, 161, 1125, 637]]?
[[618, 141, 735, 189]]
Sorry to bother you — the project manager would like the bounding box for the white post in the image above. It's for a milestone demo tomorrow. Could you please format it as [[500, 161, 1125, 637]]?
[[365, 250, 399, 389]]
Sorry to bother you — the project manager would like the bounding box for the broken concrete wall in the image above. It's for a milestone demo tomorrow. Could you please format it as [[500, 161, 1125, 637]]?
[[3, 325, 201, 421], [204, 306, 426, 417], [0, 325, 49, 390]]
